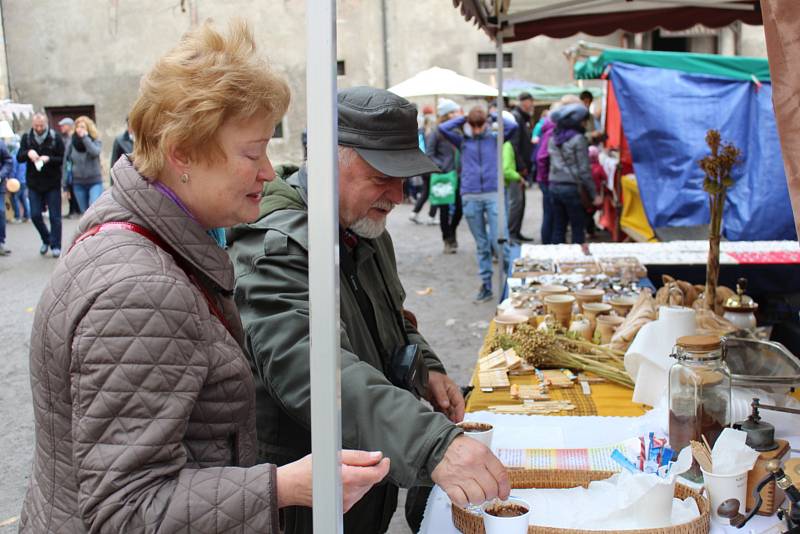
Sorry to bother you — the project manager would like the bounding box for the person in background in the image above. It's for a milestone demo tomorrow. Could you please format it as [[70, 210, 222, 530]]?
[[7, 135, 29, 224], [587, 145, 608, 238], [502, 112, 523, 223], [535, 104, 558, 244], [439, 106, 517, 303], [426, 98, 462, 254], [509, 92, 534, 243], [58, 117, 81, 219], [19, 112, 65, 257], [0, 138, 14, 255], [409, 107, 438, 225], [110, 116, 134, 175], [547, 103, 601, 244], [64, 115, 104, 212], [19, 21, 387, 534], [580, 90, 605, 144]]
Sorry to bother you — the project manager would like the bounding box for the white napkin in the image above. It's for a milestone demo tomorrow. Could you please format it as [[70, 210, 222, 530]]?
[[516, 448, 700, 530], [710, 428, 760, 475], [625, 306, 696, 406]]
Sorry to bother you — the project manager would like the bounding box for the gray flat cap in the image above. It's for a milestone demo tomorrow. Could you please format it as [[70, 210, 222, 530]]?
[[338, 86, 439, 178]]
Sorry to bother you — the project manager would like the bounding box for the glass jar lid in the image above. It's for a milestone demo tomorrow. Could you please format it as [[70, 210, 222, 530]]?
[[676, 335, 722, 352]]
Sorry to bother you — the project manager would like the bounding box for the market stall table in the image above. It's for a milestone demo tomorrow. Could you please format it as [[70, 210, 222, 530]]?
[[517, 241, 800, 312], [418, 321, 800, 534]]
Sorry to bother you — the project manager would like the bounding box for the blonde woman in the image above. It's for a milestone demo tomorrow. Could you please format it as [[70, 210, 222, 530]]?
[[20, 20, 388, 533], [63, 115, 103, 212]]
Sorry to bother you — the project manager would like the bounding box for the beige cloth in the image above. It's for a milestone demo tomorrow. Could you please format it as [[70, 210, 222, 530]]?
[[762, 0, 800, 239], [20, 156, 280, 533]]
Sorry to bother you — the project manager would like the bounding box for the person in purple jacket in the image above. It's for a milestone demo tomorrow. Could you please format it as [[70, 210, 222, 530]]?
[[439, 106, 516, 303], [535, 106, 557, 244]]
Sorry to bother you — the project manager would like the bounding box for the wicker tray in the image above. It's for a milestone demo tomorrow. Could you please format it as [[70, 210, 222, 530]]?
[[451, 468, 710, 534]]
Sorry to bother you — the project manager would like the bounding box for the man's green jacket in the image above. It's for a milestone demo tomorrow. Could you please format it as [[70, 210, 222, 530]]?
[[228, 168, 462, 533]]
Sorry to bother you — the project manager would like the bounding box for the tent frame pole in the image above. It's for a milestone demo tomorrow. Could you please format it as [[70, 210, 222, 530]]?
[[495, 31, 507, 301], [306, 0, 343, 532]]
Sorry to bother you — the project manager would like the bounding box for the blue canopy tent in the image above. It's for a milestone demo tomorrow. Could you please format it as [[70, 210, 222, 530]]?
[[575, 49, 794, 241]]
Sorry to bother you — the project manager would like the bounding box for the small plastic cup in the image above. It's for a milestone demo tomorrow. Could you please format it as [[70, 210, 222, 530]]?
[[701, 468, 749, 524], [482, 497, 530, 534], [456, 421, 493, 448]]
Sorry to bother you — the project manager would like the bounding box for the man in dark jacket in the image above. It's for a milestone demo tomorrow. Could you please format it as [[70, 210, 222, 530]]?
[[229, 87, 509, 534], [110, 118, 134, 172], [509, 92, 535, 243], [18, 113, 65, 257], [0, 139, 14, 255]]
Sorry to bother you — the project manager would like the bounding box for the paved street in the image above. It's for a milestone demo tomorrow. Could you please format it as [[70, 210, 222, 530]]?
[[0, 187, 542, 533]]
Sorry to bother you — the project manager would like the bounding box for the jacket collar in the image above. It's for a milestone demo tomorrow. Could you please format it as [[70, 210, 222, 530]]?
[[105, 155, 234, 291]]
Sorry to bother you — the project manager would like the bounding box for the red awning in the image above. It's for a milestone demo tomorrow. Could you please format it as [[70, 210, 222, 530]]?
[[453, 0, 762, 42]]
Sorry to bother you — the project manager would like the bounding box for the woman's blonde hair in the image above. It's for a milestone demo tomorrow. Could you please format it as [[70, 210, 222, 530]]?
[[129, 19, 290, 179], [75, 116, 98, 139]]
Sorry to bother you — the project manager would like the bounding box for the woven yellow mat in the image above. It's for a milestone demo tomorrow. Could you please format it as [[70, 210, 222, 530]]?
[[466, 321, 647, 417]]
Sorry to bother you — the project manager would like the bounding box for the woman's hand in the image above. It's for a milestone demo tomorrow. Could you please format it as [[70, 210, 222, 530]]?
[[276, 450, 391, 512], [76, 125, 87, 138]]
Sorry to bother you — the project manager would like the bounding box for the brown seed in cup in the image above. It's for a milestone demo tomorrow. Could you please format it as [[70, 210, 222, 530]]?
[[458, 422, 492, 433], [486, 503, 529, 517]]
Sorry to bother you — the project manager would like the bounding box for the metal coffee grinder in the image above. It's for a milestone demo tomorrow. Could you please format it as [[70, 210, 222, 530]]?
[[732, 398, 798, 516]]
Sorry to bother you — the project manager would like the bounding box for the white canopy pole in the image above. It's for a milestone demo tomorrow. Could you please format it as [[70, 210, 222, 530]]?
[[306, 1, 343, 532], [495, 31, 507, 301]]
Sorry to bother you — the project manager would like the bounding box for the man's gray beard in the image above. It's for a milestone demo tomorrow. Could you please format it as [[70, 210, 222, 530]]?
[[350, 216, 387, 239]]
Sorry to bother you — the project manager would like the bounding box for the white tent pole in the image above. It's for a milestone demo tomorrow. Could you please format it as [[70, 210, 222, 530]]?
[[495, 31, 507, 300], [306, 0, 343, 532]]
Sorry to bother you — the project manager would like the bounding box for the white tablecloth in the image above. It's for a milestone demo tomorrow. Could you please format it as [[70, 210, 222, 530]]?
[[419, 409, 799, 534], [518, 240, 800, 266]]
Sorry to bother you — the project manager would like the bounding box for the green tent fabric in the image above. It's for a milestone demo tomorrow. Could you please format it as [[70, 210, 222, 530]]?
[[504, 84, 601, 101], [574, 49, 771, 82]]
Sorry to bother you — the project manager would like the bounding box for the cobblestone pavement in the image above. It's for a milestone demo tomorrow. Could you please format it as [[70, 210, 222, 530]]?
[[0, 187, 543, 533]]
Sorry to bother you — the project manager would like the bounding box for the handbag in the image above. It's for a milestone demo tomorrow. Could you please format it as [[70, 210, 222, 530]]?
[[556, 143, 593, 212], [429, 149, 460, 206]]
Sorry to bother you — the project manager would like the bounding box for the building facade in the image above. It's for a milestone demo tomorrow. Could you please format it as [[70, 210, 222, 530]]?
[[0, 0, 768, 172]]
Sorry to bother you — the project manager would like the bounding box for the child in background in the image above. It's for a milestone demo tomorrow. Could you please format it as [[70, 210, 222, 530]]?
[[587, 145, 607, 237]]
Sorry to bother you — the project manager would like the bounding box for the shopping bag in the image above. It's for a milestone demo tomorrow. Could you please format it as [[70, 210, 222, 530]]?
[[429, 170, 458, 206]]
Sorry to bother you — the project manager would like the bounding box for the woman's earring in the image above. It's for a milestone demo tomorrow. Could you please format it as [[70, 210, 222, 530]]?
[[180, 172, 189, 183]]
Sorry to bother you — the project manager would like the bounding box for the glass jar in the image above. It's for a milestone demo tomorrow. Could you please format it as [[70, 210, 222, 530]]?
[[668, 335, 731, 482]]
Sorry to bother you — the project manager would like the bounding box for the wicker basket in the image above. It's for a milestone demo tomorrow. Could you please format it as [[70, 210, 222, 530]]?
[[451, 468, 710, 534]]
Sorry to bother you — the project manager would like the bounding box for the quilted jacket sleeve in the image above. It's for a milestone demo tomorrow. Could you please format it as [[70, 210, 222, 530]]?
[[70, 275, 279, 534]]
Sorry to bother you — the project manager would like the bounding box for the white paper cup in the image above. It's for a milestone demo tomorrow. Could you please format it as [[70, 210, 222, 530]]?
[[482, 497, 530, 534], [701, 468, 749, 524], [457, 422, 493, 448]]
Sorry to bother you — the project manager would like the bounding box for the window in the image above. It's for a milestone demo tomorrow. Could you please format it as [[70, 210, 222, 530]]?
[[337, 60, 346, 76], [273, 120, 284, 139], [477, 53, 512, 70], [45, 105, 95, 128]]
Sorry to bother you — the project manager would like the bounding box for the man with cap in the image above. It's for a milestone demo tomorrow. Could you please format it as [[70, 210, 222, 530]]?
[[229, 86, 509, 533], [58, 117, 82, 218]]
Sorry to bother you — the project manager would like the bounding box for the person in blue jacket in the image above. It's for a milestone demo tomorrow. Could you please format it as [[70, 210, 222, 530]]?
[[439, 106, 516, 303]]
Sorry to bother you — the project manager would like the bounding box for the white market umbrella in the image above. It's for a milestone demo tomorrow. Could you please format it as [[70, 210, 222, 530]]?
[[388, 66, 499, 98]]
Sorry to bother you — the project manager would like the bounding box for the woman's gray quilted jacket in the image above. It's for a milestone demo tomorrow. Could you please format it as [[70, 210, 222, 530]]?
[[20, 156, 280, 533]]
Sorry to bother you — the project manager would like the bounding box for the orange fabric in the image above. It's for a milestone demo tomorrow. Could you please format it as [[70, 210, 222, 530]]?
[[605, 80, 623, 150]]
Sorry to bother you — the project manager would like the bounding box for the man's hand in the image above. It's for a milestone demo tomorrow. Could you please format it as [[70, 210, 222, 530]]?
[[40, 155, 50, 164], [431, 436, 510, 507], [27, 149, 39, 162], [426, 371, 464, 423]]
